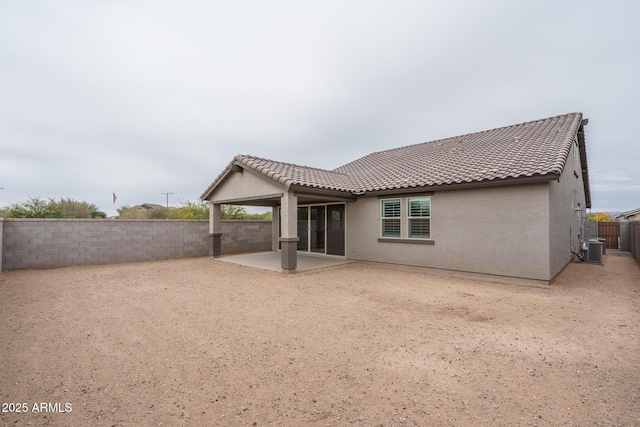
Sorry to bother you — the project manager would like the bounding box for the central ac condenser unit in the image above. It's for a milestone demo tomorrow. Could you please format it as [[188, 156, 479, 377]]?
[[586, 239, 604, 265]]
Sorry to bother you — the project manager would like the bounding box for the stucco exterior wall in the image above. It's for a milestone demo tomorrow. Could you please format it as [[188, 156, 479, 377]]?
[[547, 138, 587, 278], [210, 169, 284, 203], [619, 212, 640, 221], [346, 183, 552, 281]]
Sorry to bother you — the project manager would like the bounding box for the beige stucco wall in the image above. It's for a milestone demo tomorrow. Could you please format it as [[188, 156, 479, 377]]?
[[547, 138, 587, 278], [346, 183, 552, 281], [208, 169, 285, 204]]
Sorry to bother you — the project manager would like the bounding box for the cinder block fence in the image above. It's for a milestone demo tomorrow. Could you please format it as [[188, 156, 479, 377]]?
[[0, 218, 272, 271]]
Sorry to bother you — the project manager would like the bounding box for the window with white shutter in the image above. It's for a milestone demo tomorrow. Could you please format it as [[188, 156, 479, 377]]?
[[381, 199, 401, 237], [408, 197, 430, 239]]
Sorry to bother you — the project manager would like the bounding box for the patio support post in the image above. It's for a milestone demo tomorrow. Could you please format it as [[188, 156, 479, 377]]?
[[209, 202, 222, 258], [271, 206, 279, 251], [279, 190, 298, 273]]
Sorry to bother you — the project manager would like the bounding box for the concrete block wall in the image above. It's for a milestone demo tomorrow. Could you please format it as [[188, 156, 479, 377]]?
[[1, 219, 272, 271], [631, 222, 640, 263], [619, 221, 631, 252], [221, 220, 273, 254], [584, 221, 597, 239]]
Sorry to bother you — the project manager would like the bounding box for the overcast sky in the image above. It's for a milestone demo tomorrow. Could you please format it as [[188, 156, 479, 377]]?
[[1, 0, 638, 216]]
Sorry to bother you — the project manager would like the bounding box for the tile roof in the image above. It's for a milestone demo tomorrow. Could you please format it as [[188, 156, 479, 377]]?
[[334, 112, 584, 191], [201, 112, 588, 199], [235, 155, 356, 191], [616, 207, 640, 219]]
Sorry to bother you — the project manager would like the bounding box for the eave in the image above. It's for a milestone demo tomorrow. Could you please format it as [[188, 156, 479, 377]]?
[[360, 173, 560, 197]]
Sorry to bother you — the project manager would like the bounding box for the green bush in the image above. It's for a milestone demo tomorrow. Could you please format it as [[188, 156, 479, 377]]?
[[4, 197, 62, 218], [2, 197, 106, 219]]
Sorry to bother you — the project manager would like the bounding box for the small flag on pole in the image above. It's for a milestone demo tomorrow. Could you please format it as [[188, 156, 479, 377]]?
[[113, 191, 117, 203]]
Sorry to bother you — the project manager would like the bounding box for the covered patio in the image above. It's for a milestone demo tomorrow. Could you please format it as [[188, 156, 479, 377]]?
[[200, 155, 356, 274]]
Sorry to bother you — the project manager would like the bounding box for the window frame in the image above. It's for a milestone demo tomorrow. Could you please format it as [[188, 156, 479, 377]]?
[[379, 196, 432, 241], [380, 198, 401, 238], [407, 197, 431, 239]]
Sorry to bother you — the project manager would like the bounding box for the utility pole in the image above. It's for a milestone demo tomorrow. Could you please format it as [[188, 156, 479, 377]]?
[[161, 192, 173, 208]]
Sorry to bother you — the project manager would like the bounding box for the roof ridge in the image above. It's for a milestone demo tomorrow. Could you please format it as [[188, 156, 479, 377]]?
[[237, 154, 351, 177]]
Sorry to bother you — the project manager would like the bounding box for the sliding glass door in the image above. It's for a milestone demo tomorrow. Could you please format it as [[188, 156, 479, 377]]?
[[310, 206, 326, 253], [293, 203, 344, 256], [297, 208, 309, 251]]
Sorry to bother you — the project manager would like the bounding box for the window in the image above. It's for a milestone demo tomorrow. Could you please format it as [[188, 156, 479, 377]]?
[[380, 196, 432, 241], [381, 199, 401, 237], [408, 197, 431, 239]]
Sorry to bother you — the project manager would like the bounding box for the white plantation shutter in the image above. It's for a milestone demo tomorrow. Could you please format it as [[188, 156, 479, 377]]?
[[381, 199, 401, 237], [408, 197, 430, 239], [381, 199, 401, 217], [408, 198, 430, 217]]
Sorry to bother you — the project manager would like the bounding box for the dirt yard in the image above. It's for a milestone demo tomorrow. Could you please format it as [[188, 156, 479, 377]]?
[[1, 254, 639, 427]]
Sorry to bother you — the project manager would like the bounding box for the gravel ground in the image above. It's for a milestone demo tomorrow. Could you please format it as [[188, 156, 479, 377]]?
[[1, 254, 639, 427]]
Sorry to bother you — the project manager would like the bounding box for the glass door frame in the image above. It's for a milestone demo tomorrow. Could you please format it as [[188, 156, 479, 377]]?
[[280, 202, 346, 257]]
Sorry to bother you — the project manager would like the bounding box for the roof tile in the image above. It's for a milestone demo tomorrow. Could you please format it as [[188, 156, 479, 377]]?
[[201, 112, 586, 199], [334, 112, 583, 191]]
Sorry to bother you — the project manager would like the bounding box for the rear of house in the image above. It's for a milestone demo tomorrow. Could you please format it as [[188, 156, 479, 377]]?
[[202, 112, 591, 282]]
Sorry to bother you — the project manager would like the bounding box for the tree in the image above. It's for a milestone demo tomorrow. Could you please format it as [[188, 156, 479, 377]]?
[[5, 197, 62, 218], [587, 212, 612, 222], [2, 197, 106, 219], [113, 200, 272, 220], [246, 210, 272, 220], [55, 197, 106, 218], [147, 206, 171, 219], [117, 205, 148, 219], [168, 200, 210, 220], [221, 204, 249, 219], [220, 204, 271, 220]]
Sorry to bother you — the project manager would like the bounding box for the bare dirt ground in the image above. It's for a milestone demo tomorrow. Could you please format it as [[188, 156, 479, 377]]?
[[1, 254, 639, 427]]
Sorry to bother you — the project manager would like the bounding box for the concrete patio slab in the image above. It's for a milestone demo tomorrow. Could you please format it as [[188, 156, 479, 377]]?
[[216, 251, 350, 272]]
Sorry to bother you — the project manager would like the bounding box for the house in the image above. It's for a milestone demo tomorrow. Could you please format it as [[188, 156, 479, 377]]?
[[615, 208, 640, 222], [201, 112, 591, 282], [138, 203, 165, 210]]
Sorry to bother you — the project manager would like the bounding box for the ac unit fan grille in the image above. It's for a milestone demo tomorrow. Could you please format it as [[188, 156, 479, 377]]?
[[587, 241, 604, 264]]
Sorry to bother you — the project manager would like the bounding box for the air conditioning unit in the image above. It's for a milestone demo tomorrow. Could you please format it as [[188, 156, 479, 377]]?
[[581, 240, 589, 261], [586, 239, 604, 265]]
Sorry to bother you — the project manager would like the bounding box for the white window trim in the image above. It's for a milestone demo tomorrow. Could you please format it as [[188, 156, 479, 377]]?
[[379, 196, 433, 242], [407, 197, 431, 239], [380, 198, 401, 238]]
